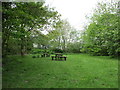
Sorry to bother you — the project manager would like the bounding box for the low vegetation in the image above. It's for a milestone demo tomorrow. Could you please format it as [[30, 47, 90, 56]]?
[[3, 54, 118, 88]]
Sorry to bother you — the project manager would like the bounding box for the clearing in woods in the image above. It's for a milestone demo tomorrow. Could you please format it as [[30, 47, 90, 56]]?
[[3, 54, 118, 88]]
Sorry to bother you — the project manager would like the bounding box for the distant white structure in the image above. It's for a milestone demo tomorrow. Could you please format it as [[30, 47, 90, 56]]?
[[33, 43, 38, 48]]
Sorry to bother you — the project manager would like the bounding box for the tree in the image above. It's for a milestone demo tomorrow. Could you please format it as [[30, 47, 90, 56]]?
[[2, 2, 61, 57], [47, 19, 81, 53], [81, 1, 120, 56]]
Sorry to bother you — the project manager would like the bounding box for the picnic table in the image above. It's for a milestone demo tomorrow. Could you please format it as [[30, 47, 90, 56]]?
[[41, 53, 50, 57], [51, 53, 67, 61], [55, 53, 63, 57]]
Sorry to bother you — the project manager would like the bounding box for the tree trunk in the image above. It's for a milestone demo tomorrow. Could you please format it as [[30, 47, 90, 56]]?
[[20, 37, 25, 56], [62, 36, 66, 51]]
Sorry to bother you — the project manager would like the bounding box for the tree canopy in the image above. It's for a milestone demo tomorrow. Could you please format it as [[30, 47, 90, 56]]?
[[81, 1, 119, 57], [2, 1, 61, 57], [2, 1, 120, 57]]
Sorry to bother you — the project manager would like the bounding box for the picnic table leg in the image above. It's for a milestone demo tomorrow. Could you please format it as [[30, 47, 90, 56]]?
[[55, 57, 57, 60], [41, 54, 43, 57], [44, 54, 46, 57], [52, 57, 54, 60], [64, 57, 66, 61]]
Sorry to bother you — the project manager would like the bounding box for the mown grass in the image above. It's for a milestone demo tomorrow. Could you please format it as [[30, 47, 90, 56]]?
[[2, 54, 118, 88]]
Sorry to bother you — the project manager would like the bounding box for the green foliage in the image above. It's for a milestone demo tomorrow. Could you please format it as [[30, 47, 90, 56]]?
[[52, 48, 63, 53], [47, 19, 81, 53], [82, 1, 120, 57], [31, 48, 53, 54], [2, 2, 61, 57], [67, 42, 81, 53]]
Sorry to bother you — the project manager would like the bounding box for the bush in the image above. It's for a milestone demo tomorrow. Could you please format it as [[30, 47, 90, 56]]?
[[52, 48, 63, 53], [31, 48, 54, 54]]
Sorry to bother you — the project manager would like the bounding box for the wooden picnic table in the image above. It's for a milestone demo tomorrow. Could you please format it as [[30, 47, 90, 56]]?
[[51, 53, 67, 61], [55, 53, 63, 57]]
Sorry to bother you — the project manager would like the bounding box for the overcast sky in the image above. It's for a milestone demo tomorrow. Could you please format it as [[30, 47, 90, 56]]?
[[45, 0, 112, 30]]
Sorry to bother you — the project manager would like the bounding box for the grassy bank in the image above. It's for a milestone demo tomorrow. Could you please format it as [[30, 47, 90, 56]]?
[[3, 54, 118, 88]]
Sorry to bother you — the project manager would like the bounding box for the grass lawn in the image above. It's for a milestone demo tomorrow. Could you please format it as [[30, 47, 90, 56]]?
[[3, 54, 118, 88]]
